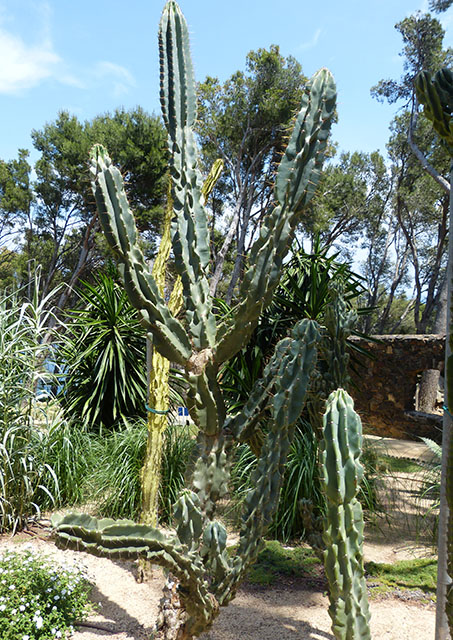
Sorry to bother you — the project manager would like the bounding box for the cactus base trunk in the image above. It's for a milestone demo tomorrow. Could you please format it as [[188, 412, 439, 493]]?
[[154, 575, 218, 640]]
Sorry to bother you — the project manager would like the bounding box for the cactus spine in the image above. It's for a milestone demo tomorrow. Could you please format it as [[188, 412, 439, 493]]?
[[53, 2, 336, 638], [321, 389, 371, 640], [415, 68, 453, 639]]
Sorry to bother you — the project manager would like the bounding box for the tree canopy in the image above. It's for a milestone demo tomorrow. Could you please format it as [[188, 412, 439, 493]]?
[[197, 45, 307, 299], [2, 107, 168, 309]]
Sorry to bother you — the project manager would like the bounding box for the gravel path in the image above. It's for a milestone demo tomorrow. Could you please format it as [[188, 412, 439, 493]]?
[[0, 534, 436, 640]]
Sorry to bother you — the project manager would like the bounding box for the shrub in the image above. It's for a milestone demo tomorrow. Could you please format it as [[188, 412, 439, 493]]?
[[0, 546, 93, 639], [0, 279, 61, 533], [92, 419, 195, 523], [38, 414, 96, 509]]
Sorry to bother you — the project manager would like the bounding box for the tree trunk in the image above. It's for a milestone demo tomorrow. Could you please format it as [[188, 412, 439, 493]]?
[[417, 369, 440, 413], [416, 271, 447, 415], [436, 161, 453, 640]]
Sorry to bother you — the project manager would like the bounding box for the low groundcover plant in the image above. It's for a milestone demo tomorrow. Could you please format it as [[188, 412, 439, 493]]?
[[0, 546, 93, 640]]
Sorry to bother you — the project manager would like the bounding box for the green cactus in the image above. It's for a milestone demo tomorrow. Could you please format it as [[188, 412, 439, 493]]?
[[321, 389, 371, 640], [53, 2, 336, 638], [415, 67, 453, 638], [307, 284, 358, 439], [415, 68, 453, 152]]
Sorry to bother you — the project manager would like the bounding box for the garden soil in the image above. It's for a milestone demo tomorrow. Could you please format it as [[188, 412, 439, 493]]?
[[0, 533, 436, 640]]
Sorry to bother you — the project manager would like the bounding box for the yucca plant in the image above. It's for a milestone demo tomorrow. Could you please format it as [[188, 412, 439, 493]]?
[[59, 273, 148, 433]]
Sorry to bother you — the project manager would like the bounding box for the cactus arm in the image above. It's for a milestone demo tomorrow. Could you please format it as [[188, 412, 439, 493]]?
[[159, 2, 216, 351], [201, 159, 224, 206], [90, 144, 191, 366], [51, 513, 217, 635], [217, 320, 320, 604], [215, 70, 336, 364], [415, 69, 453, 151], [321, 390, 371, 640], [275, 68, 337, 211]]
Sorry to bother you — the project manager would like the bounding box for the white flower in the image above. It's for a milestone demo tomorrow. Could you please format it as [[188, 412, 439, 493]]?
[[22, 635, 30, 640], [0, 604, 5, 611], [35, 615, 44, 629], [19, 605, 25, 611]]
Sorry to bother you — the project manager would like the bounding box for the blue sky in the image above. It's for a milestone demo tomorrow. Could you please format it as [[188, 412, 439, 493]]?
[[0, 0, 451, 164]]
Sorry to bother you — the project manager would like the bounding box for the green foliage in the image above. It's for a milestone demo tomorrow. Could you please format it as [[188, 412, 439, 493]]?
[[0, 108, 168, 307], [220, 239, 366, 413], [230, 423, 323, 542], [430, 0, 453, 11], [0, 276, 61, 533], [380, 454, 424, 473], [159, 423, 196, 524], [0, 547, 93, 640], [244, 540, 321, 586], [38, 416, 98, 509], [418, 436, 442, 515], [371, 12, 452, 104], [59, 273, 147, 432], [91, 419, 147, 521], [31, 107, 167, 238], [90, 420, 195, 524], [365, 558, 438, 596]]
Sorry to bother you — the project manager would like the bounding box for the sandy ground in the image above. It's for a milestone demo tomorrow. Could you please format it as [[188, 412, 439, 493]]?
[[0, 531, 436, 640], [1, 438, 439, 640]]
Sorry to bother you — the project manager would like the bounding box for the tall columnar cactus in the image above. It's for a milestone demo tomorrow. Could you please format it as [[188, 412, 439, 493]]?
[[52, 2, 336, 638], [415, 67, 453, 640], [321, 389, 371, 640]]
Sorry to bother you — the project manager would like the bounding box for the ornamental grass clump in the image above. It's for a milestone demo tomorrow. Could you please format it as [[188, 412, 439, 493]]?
[[0, 546, 93, 640]]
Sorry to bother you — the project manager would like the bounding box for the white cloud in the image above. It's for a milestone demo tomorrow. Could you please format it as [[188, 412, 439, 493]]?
[[298, 28, 322, 51], [0, 5, 136, 99], [0, 26, 60, 94], [94, 61, 136, 97]]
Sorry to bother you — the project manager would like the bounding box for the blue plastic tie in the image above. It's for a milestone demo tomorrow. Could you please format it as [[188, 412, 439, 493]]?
[[146, 404, 170, 415], [443, 404, 453, 419]]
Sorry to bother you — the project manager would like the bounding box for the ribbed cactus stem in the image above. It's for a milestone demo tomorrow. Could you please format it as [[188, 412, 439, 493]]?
[[321, 389, 371, 640], [54, 2, 337, 638]]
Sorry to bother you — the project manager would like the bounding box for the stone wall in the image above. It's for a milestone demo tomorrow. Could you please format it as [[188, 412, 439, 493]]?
[[348, 334, 445, 441]]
